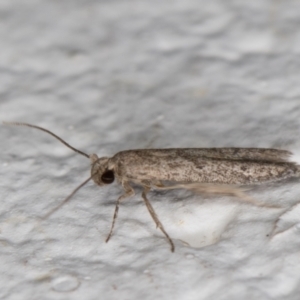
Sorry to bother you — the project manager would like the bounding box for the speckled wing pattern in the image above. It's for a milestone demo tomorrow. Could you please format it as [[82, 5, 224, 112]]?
[[114, 148, 299, 185]]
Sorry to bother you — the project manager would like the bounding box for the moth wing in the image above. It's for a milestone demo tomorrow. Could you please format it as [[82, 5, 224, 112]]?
[[167, 148, 293, 163]]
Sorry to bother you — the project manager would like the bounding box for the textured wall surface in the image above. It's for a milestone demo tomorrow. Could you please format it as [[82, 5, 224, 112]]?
[[1, 0, 300, 299]]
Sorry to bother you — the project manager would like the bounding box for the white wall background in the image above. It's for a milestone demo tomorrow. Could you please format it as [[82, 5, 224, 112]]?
[[1, 0, 300, 299]]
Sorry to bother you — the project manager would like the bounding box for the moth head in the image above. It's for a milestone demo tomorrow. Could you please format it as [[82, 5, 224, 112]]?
[[90, 154, 115, 186]]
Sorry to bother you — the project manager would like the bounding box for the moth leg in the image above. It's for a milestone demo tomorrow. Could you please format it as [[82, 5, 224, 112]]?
[[142, 186, 175, 252], [106, 182, 134, 243], [152, 180, 166, 188], [153, 183, 273, 208], [188, 183, 278, 208], [269, 204, 298, 238]]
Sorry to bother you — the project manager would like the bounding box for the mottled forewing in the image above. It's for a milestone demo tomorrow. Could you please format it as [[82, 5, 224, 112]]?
[[167, 148, 292, 163]]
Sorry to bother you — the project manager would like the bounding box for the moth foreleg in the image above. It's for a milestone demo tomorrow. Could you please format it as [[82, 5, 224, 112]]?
[[106, 182, 134, 243], [141, 186, 175, 252]]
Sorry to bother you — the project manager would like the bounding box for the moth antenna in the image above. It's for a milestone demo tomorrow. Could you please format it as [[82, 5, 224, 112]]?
[[41, 157, 104, 220], [42, 175, 93, 220], [3, 121, 89, 159]]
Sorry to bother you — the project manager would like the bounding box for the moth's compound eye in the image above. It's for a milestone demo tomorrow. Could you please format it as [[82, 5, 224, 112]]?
[[101, 170, 115, 184]]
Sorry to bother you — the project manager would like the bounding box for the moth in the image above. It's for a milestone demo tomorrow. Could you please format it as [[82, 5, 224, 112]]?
[[4, 122, 300, 252]]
